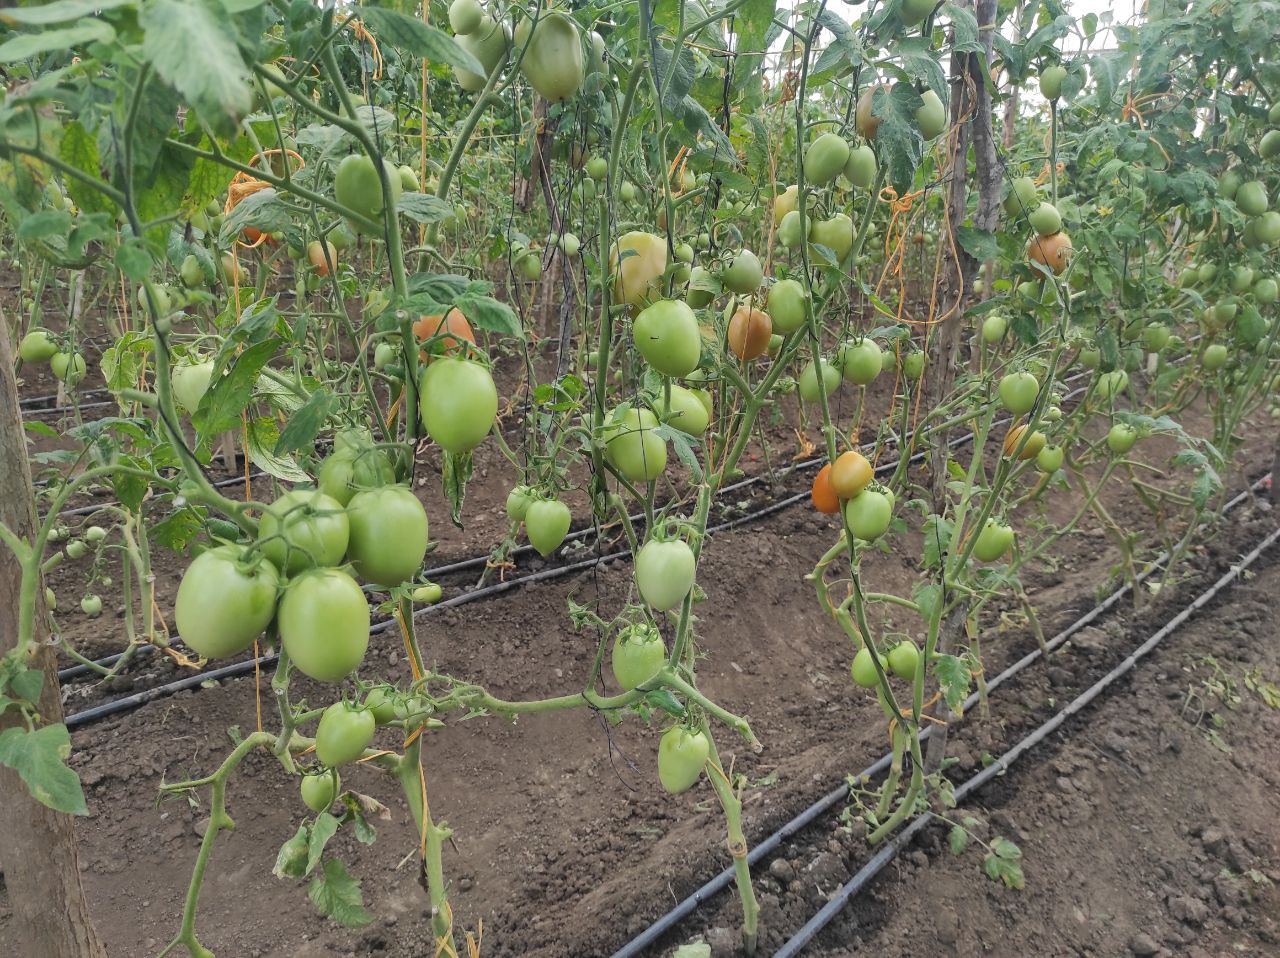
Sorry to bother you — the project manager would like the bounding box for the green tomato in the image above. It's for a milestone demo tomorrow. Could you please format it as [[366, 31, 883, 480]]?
[[19, 329, 58, 363], [514, 11, 585, 102], [901, 351, 925, 379], [658, 726, 709, 794], [803, 133, 850, 186], [767, 278, 807, 334], [604, 405, 667, 482], [363, 687, 398, 725], [334, 154, 401, 222], [844, 144, 877, 189], [374, 342, 397, 370], [612, 624, 666, 690], [318, 445, 395, 506], [315, 701, 376, 767], [809, 214, 854, 262], [278, 568, 370, 683], [798, 359, 841, 403], [1236, 181, 1269, 217], [659, 384, 711, 436], [80, 594, 102, 617], [900, 0, 936, 25], [777, 209, 811, 250], [973, 519, 1014, 562], [1003, 176, 1040, 216], [915, 89, 946, 140], [635, 538, 696, 612], [981, 314, 1007, 344], [1036, 444, 1065, 473], [171, 361, 216, 414], [1038, 64, 1067, 100], [998, 370, 1039, 415], [506, 484, 535, 521], [259, 488, 350, 574], [633, 299, 702, 377], [180, 254, 204, 289], [411, 582, 443, 604], [1028, 202, 1062, 237], [840, 339, 883, 386], [1254, 278, 1279, 305], [419, 358, 498, 454], [45, 588, 56, 611], [1095, 369, 1129, 400], [1142, 324, 1170, 352], [65, 540, 87, 559], [850, 646, 883, 688], [585, 156, 608, 181], [345, 485, 429, 588], [449, 0, 484, 33], [722, 249, 763, 294], [1106, 422, 1138, 455], [525, 498, 572, 557], [301, 770, 341, 812], [51, 352, 87, 387], [843, 488, 892, 541], [887, 641, 920, 680], [1217, 169, 1242, 201], [1201, 342, 1229, 371]]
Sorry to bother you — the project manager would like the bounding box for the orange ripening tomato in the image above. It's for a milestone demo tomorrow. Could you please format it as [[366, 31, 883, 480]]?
[[1027, 231, 1072, 275], [727, 306, 772, 361], [829, 450, 873, 499], [811, 464, 840, 514], [413, 308, 476, 361], [1002, 423, 1046, 460], [307, 240, 337, 276]]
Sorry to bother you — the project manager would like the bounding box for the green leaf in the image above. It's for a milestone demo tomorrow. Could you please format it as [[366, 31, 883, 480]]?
[[58, 120, 113, 215], [308, 858, 373, 928], [17, 210, 72, 243], [148, 506, 206, 552], [442, 449, 473, 529], [140, 0, 252, 120], [2, 0, 131, 24], [183, 134, 253, 216], [984, 837, 1025, 889], [99, 331, 153, 395], [934, 653, 972, 714], [948, 824, 969, 854], [873, 84, 924, 195], [731, 0, 778, 54], [306, 811, 340, 876], [245, 416, 310, 483], [0, 20, 115, 62], [655, 425, 703, 482], [0, 724, 87, 816], [921, 514, 952, 569], [218, 188, 297, 247], [356, 7, 483, 75], [115, 238, 153, 281], [956, 226, 999, 262], [274, 390, 337, 457], [193, 338, 281, 437], [395, 192, 454, 225], [273, 824, 310, 879]]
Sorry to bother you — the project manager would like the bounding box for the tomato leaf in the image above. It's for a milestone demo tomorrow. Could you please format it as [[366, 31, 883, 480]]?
[[0, 724, 87, 816], [308, 858, 373, 928], [357, 7, 483, 75], [395, 192, 454, 225], [442, 450, 473, 529], [140, 0, 252, 120], [194, 338, 281, 438], [0, 20, 114, 62], [872, 84, 924, 195], [147, 506, 207, 553], [305, 811, 341, 877], [934, 653, 972, 716], [955, 226, 999, 263], [656, 425, 703, 482], [273, 824, 310, 879], [274, 390, 338, 458], [921, 515, 952, 570], [948, 824, 969, 855], [218, 188, 299, 248], [983, 837, 1025, 889], [59, 120, 114, 216], [247, 416, 311, 484]]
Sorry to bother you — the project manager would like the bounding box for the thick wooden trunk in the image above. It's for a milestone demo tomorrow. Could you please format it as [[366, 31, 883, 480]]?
[[0, 309, 107, 958]]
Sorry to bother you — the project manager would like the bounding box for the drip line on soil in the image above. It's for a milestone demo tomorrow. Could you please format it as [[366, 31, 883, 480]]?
[[771, 520, 1280, 958], [607, 474, 1270, 958]]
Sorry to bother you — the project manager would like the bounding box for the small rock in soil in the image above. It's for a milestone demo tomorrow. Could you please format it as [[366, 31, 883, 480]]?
[[1128, 932, 1159, 956]]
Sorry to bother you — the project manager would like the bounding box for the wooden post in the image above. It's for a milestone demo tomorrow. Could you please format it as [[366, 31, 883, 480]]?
[[0, 308, 107, 958]]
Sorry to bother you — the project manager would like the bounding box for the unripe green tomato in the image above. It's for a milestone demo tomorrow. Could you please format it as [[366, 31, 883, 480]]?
[[374, 342, 397, 370], [80, 594, 102, 617], [1036, 444, 1064, 473], [1142, 323, 1170, 352], [981, 314, 1007, 344], [850, 646, 883, 688], [1201, 342, 1229, 371], [887, 641, 920, 680], [1028, 202, 1062, 237], [300, 771, 340, 812], [1106, 422, 1138, 455], [411, 582, 443, 604], [65, 540, 87, 559], [505, 484, 535, 522], [585, 156, 608, 181], [1038, 64, 1067, 100], [180, 254, 204, 288], [901, 351, 925, 379], [45, 588, 57, 611]]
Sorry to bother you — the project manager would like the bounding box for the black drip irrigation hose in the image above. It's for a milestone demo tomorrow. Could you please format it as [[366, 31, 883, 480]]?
[[772, 520, 1280, 958], [607, 473, 1270, 958]]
